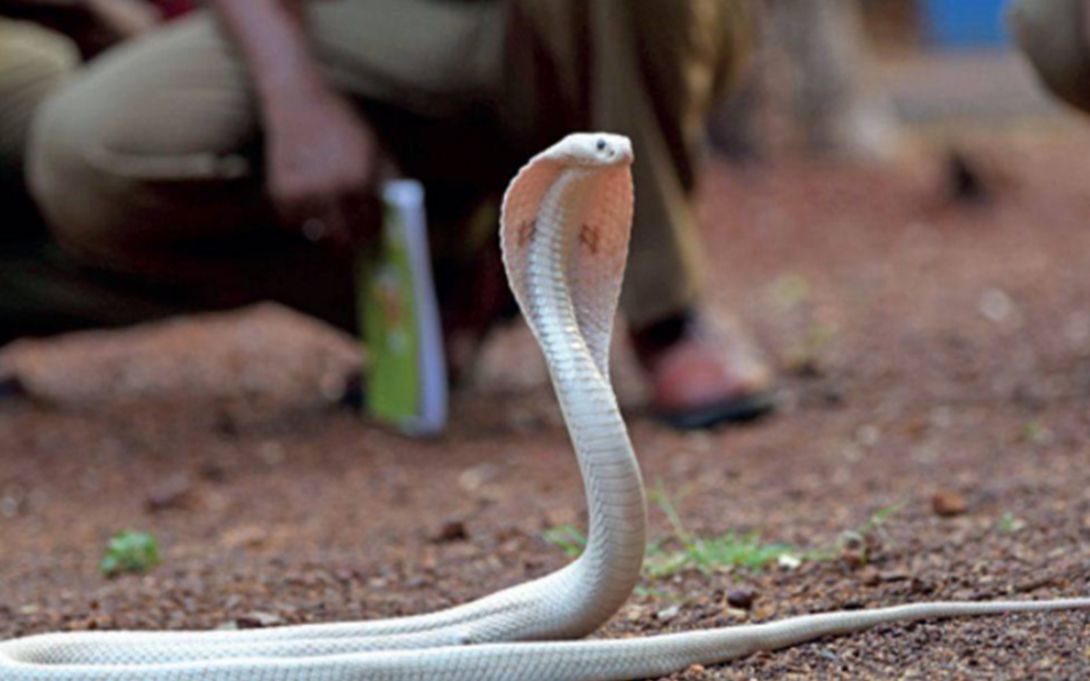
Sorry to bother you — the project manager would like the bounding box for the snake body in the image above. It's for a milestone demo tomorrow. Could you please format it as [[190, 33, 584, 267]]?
[[1, 133, 1087, 679]]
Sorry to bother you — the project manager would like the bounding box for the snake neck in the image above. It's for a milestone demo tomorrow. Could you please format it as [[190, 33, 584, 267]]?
[[522, 167, 647, 637]]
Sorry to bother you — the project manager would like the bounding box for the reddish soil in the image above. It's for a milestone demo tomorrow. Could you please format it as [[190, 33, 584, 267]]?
[[2, 122, 1090, 679]]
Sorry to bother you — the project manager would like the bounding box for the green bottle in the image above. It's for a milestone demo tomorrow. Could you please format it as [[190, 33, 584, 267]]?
[[357, 180, 447, 436]]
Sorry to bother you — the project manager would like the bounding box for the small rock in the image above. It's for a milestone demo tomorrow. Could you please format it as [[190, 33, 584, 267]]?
[[818, 382, 846, 407], [978, 288, 1015, 323], [235, 611, 285, 629], [726, 587, 757, 610], [910, 577, 935, 595], [818, 648, 839, 662], [859, 568, 881, 587], [145, 474, 193, 512], [686, 664, 706, 675], [837, 530, 868, 568], [655, 605, 681, 622], [221, 525, 267, 550], [430, 520, 469, 544], [932, 490, 968, 517], [788, 355, 824, 379]]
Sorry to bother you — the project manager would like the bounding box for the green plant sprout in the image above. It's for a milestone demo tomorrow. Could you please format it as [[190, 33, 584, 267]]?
[[644, 482, 799, 578], [543, 486, 908, 581], [542, 524, 587, 558], [996, 511, 1026, 534], [99, 530, 160, 578]]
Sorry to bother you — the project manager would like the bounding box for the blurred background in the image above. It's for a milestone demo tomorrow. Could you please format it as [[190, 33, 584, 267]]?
[[711, 0, 1055, 158]]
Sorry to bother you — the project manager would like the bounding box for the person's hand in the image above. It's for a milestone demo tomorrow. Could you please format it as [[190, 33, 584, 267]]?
[[264, 86, 383, 251]]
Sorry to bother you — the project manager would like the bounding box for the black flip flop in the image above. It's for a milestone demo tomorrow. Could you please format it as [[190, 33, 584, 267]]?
[[656, 389, 777, 431]]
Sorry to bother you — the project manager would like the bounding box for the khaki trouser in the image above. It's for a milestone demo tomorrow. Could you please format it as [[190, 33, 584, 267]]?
[[1009, 0, 1090, 114], [0, 19, 77, 235], [28, 0, 752, 331]]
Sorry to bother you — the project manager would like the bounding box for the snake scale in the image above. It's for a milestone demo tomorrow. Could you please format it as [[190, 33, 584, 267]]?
[[2, 133, 1088, 680]]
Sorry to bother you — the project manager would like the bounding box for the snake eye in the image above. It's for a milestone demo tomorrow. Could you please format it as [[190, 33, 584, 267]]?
[[596, 138, 607, 151]]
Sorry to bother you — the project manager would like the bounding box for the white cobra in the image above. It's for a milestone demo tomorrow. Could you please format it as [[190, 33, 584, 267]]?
[[1, 133, 1088, 680]]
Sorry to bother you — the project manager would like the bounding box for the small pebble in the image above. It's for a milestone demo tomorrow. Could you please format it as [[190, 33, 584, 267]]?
[[726, 588, 757, 610], [145, 474, 193, 512], [235, 611, 285, 629], [838, 530, 868, 568], [911, 577, 935, 595], [859, 568, 881, 587], [623, 606, 645, 622], [431, 520, 469, 544], [819, 382, 846, 407], [655, 605, 681, 622], [932, 490, 968, 517], [979, 288, 1015, 323]]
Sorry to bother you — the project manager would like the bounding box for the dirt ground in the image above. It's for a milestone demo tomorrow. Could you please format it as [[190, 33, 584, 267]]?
[[2, 120, 1090, 679]]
